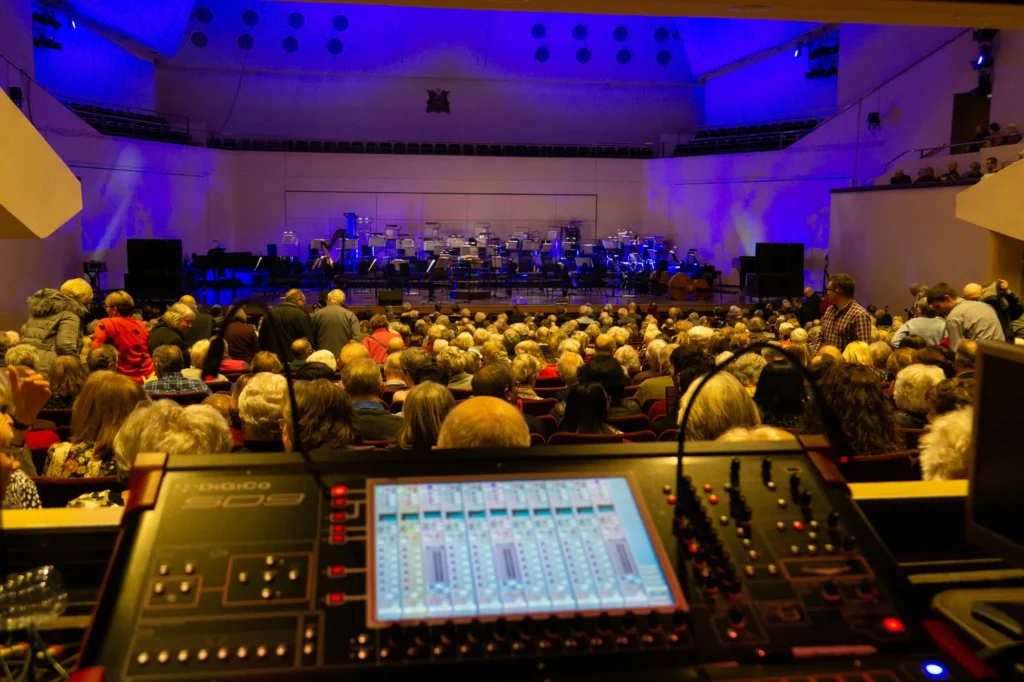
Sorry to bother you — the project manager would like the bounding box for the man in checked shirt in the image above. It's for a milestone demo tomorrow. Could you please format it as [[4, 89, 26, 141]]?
[[816, 273, 873, 352]]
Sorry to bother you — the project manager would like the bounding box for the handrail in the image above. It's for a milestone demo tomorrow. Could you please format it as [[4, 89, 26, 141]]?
[[209, 133, 658, 149], [678, 110, 836, 138], [883, 135, 1016, 170]]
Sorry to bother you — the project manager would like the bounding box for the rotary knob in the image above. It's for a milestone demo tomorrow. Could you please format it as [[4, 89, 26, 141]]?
[[730, 457, 741, 484]]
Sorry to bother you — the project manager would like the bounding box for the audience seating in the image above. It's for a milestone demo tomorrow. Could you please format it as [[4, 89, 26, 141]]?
[[672, 118, 821, 158], [898, 428, 927, 450], [546, 430, 657, 445], [521, 399, 557, 417], [448, 387, 473, 401], [66, 102, 191, 145], [530, 433, 546, 446], [148, 392, 210, 406], [30, 448, 48, 474], [535, 377, 567, 389], [31, 476, 118, 508], [608, 414, 651, 433], [840, 452, 922, 483], [362, 440, 394, 448], [641, 398, 659, 415], [206, 380, 232, 392], [658, 429, 679, 442], [203, 138, 655, 159], [533, 415, 558, 435], [534, 387, 565, 399]]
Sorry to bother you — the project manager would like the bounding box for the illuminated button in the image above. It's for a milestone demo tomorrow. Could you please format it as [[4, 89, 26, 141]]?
[[276, 644, 288, 658], [327, 592, 345, 605], [238, 572, 249, 584], [157, 651, 169, 665], [332, 485, 348, 497], [777, 498, 787, 509], [720, 515, 729, 525], [767, 564, 778, 576], [744, 565, 755, 577], [793, 521, 805, 532], [263, 571, 275, 583], [357, 633, 370, 645], [256, 646, 267, 659], [304, 627, 316, 640], [924, 662, 947, 678], [261, 588, 273, 599], [153, 582, 165, 595], [882, 617, 905, 634], [136, 652, 150, 666], [177, 650, 189, 663], [726, 628, 738, 640], [790, 545, 800, 556], [288, 569, 300, 581], [331, 534, 347, 545], [237, 646, 248, 660], [158, 564, 169, 576], [328, 565, 345, 578], [663, 485, 672, 494], [357, 648, 370, 660], [808, 531, 819, 541], [703, 483, 713, 492], [767, 481, 776, 490], [331, 511, 346, 522], [806, 544, 818, 555], [331, 524, 346, 534], [217, 648, 229, 661], [184, 562, 195, 575], [708, 494, 719, 505], [748, 550, 759, 561], [776, 521, 786, 532], [742, 539, 752, 549], [331, 498, 347, 508], [303, 643, 315, 656], [666, 495, 677, 505], [179, 581, 191, 594], [197, 649, 209, 662], [824, 543, 836, 554], [265, 555, 277, 566], [809, 520, 820, 530]]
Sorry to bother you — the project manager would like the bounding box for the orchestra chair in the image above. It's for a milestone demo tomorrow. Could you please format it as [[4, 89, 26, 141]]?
[[607, 414, 650, 433], [520, 398, 557, 417]]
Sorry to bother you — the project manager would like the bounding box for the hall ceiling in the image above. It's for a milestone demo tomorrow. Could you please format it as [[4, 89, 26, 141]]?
[[266, 0, 1024, 29]]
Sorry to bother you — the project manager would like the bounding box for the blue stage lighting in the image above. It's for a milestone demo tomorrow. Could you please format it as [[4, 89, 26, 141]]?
[[70, 18, 76, 28], [923, 663, 946, 678], [794, 43, 802, 58]]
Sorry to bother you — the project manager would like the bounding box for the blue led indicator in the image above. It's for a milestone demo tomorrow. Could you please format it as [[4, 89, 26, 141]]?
[[924, 662, 946, 677]]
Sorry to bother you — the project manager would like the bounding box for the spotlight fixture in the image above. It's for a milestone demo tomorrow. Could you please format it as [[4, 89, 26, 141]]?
[[793, 42, 802, 58], [867, 111, 881, 130], [974, 44, 994, 69], [70, 17, 76, 28]]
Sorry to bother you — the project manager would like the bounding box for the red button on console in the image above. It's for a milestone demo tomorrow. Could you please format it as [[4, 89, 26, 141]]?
[[666, 495, 677, 505], [331, 524, 346, 534], [331, 534, 346, 545], [331, 486, 348, 497], [327, 566, 345, 578], [327, 593, 345, 605], [882, 617, 905, 634], [792, 521, 805, 532], [708, 495, 719, 505], [331, 512, 346, 522]]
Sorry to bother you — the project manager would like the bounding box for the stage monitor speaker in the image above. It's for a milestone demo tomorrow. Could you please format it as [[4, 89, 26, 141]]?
[[754, 242, 804, 274], [378, 290, 403, 305], [124, 272, 183, 300], [127, 238, 183, 275], [462, 291, 492, 301]]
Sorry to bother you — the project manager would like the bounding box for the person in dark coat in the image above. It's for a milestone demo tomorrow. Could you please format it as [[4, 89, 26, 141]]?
[[179, 295, 214, 346], [18, 279, 92, 376], [261, 289, 314, 363], [147, 303, 194, 365], [222, 308, 260, 365], [798, 287, 822, 328], [312, 289, 362, 357]]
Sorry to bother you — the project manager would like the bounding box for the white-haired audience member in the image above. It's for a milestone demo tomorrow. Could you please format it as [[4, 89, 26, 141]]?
[[312, 288, 362, 357], [678, 372, 761, 441], [437, 347, 473, 390], [436, 397, 531, 449], [614, 344, 641, 375], [237, 372, 288, 451], [69, 400, 233, 507], [147, 303, 196, 362], [307, 349, 338, 372], [633, 339, 667, 385], [182, 339, 228, 382], [723, 352, 767, 393], [919, 407, 974, 481], [789, 327, 808, 344], [634, 343, 679, 405], [893, 364, 946, 429]]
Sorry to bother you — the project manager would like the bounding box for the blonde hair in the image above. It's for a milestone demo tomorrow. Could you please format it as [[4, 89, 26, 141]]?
[[60, 278, 93, 306], [842, 341, 873, 366], [511, 354, 542, 387], [614, 344, 641, 373], [678, 372, 761, 441], [104, 290, 134, 316], [717, 426, 798, 442], [894, 364, 946, 413], [514, 340, 546, 362], [397, 382, 455, 449], [190, 339, 211, 369], [436, 346, 467, 375], [437, 397, 530, 449]]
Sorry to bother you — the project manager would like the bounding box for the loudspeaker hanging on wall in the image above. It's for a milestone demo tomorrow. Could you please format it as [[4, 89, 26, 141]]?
[[8, 87, 23, 109], [867, 111, 881, 130]]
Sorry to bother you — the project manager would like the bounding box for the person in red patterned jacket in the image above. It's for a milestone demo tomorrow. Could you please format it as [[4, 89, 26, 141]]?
[[91, 291, 154, 383]]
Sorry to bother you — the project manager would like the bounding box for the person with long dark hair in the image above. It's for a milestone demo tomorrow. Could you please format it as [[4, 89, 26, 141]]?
[[804, 364, 903, 456], [753, 362, 806, 429], [559, 383, 621, 435]]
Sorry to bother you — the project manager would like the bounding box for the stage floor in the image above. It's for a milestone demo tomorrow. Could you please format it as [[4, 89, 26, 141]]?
[[193, 285, 751, 315]]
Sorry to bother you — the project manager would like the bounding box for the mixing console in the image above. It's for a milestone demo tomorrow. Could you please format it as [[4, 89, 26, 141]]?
[[73, 444, 966, 680]]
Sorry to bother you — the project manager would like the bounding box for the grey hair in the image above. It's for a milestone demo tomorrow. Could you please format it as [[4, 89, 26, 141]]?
[[327, 289, 346, 305], [645, 339, 668, 372], [307, 349, 338, 371], [114, 401, 233, 485], [678, 372, 761, 441], [162, 303, 196, 327], [4, 345, 38, 369], [190, 339, 211, 369], [238, 372, 288, 439], [723, 352, 767, 387], [789, 328, 808, 344], [894, 364, 946, 413]]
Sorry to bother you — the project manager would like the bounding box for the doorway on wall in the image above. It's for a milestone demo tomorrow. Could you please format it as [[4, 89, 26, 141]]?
[[950, 92, 990, 155]]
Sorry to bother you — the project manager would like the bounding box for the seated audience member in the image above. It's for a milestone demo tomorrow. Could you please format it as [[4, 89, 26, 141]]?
[[182, 339, 228, 382], [717, 426, 798, 443], [95, 296, 157, 380], [148, 303, 195, 362], [808, 354, 837, 383], [388, 336, 406, 354], [383, 353, 408, 390], [955, 339, 977, 378], [891, 301, 946, 348], [928, 281, 1005, 345], [926, 378, 975, 421], [202, 393, 242, 447], [339, 340, 372, 368], [985, 156, 999, 173], [579, 355, 642, 416], [290, 338, 314, 369], [843, 341, 887, 381], [391, 347, 433, 404], [962, 161, 984, 179], [723, 352, 767, 394], [282, 379, 362, 452], [1, 366, 48, 508], [613, 345, 642, 377], [178, 295, 214, 346], [788, 341, 813, 368], [886, 348, 916, 380], [144, 345, 212, 395], [18, 279, 92, 375], [471, 363, 549, 437], [86, 345, 118, 374], [437, 347, 472, 390], [342, 358, 403, 441], [559, 383, 621, 435], [237, 372, 289, 451], [594, 334, 616, 355], [436, 397, 531, 449], [677, 372, 761, 441], [805, 364, 902, 457], [753, 362, 806, 429], [294, 361, 337, 382], [869, 341, 893, 374], [633, 339, 667, 385], [43, 356, 87, 409], [919, 408, 973, 481], [893, 364, 946, 429], [69, 401, 233, 507], [914, 167, 939, 183], [634, 344, 679, 404], [816, 345, 844, 363], [889, 169, 912, 184], [396, 382, 455, 450], [1003, 122, 1022, 145], [512, 354, 543, 400], [223, 308, 260, 365], [412, 364, 449, 388], [250, 350, 284, 374], [515, 340, 555, 379], [363, 315, 400, 363], [306, 349, 338, 372], [6, 345, 38, 371], [555, 352, 584, 400], [939, 161, 961, 182], [44, 371, 147, 478]]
